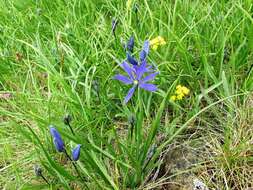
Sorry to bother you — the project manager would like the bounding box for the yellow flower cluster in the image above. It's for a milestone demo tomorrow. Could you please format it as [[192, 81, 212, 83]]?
[[150, 36, 166, 50], [170, 85, 190, 101]]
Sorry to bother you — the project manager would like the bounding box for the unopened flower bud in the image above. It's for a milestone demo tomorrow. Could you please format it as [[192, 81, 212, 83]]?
[[63, 114, 72, 125], [34, 165, 42, 177]]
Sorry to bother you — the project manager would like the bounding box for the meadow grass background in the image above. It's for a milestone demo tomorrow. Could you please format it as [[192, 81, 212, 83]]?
[[0, 0, 253, 189]]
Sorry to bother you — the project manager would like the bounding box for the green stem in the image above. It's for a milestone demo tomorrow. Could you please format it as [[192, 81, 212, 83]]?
[[40, 174, 50, 185], [67, 123, 75, 136], [64, 150, 82, 179]]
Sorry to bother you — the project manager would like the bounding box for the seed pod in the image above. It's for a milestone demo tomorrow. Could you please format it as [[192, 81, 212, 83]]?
[[63, 114, 72, 125], [34, 165, 42, 177]]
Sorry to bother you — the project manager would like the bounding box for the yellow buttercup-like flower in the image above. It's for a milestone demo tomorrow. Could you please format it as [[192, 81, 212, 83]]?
[[170, 85, 190, 101], [150, 36, 166, 50], [170, 95, 176, 101], [181, 86, 190, 95], [176, 94, 184, 100]]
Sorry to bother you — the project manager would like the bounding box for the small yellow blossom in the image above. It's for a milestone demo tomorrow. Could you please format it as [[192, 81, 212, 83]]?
[[170, 95, 176, 101], [181, 86, 190, 95], [170, 85, 190, 101], [176, 85, 182, 89], [126, 0, 133, 10], [176, 94, 184, 100], [150, 36, 166, 50], [175, 88, 182, 95]]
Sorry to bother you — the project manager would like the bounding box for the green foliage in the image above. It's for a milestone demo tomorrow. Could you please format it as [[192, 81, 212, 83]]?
[[0, 0, 252, 189]]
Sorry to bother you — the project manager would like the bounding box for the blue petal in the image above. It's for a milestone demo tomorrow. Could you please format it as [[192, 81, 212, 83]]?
[[53, 138, 65, 152], [120, 61, 134, 79], [124, 86, 136, 104], [127, 53, 138, 65], [136, 60, 148, 80], [141, 72, 159, 83], [50, 126, 65, 152], [50, 126, 61, 139], [114, 74, 133, 84], [139, 83, 157, 92], [127, 36, 134, 53], [140, 40, 149, 61], [143, 40, 149, 54], [139, 50, 146, 62], [72, 144, 81, 161]]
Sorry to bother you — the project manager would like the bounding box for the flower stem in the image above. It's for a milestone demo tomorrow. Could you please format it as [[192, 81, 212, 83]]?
[[40, 174, 50, 185], [64, 150, 89, 188], [67, 123, 75, 136], [64, 150, 82, 179]]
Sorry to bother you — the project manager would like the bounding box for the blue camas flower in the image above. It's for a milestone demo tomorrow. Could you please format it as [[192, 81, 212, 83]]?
[[114, 40, 158, 103], [49, 126, 65, 152], [72, 144, 81, 161]]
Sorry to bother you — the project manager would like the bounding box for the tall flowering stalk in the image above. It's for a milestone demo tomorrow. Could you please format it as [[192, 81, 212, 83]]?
[[114, 39, 159, 103]]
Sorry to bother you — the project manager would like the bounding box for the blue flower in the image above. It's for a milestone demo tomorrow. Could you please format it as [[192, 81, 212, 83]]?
[[49, 126, 65, 152], [114, 40, 158, 104], [72, 144, 81, 161], [127, 40, 150, 65], [139, 40, 149, 61], [127, 52, 138, 65], [126, 36, 134, 53]]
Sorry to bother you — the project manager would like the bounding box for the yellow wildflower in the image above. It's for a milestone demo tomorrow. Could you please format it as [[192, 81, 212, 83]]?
[[126, 0, 133, 10], [175, 88, 182, 95], [170, 85, 190, 101], [150, 36, 166, 50], [176, 85, 182, 89], [181, 86, 190, 95], [176, 94, 184, 100], [170, 95, 176, 101]]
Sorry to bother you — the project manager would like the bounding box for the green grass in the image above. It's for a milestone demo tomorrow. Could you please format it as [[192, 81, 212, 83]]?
[[0, 0, 252, 189]]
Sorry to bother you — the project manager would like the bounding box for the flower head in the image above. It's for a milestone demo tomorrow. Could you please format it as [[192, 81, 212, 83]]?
[[170, 85, 190, 101], [72, 144, 81, 161], [49, 126, 65, 152], [114, 40, 158, 104], [150, 36, 166, 50]]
